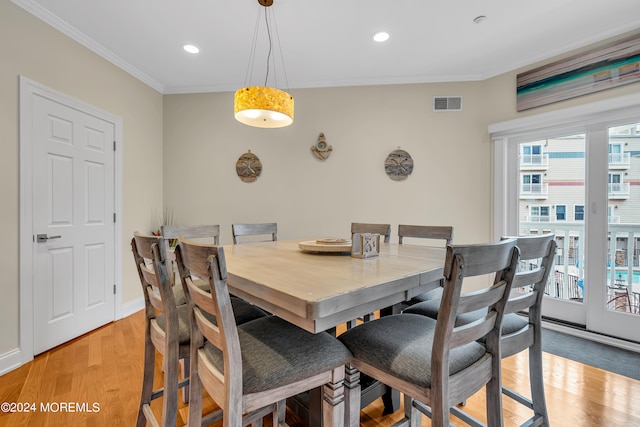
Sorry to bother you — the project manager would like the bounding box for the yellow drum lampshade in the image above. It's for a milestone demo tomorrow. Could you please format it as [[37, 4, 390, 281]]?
[[234, 86, 294, 128]]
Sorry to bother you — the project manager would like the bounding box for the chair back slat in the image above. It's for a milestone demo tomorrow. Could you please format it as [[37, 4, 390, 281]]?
[[133, 232, 158, 260], [443, 240, 519, 280], [232, 223, 277, 244], [457, 280, 510, 314], [192, 304, 224, 352], [162, 224, 220, 244], [450, 311, 497, 348], [175, 239, 227, 282], [140, 264, 160, 287], [146, 286, 164, 312], [511, 268, 545, 289], [398, 225, 454, 245], [505, 291, 537, 314], [351, 222, 391, 243]]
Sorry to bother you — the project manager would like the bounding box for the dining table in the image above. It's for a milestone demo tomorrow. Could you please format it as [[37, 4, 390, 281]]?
[[222, 239, 446, 427]]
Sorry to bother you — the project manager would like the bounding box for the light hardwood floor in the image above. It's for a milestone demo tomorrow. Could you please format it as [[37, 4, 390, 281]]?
[[1, 310, 639, 426]]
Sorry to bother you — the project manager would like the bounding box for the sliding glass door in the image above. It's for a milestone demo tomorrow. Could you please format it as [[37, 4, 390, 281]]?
[[517, 132, 587, 326], [599, 123, 640, 338], [491, 96, 640, 342]]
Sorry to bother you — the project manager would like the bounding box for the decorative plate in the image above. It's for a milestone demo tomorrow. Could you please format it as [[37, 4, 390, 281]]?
[[236, 150, 262, 182], [384, 149, 413, 181]]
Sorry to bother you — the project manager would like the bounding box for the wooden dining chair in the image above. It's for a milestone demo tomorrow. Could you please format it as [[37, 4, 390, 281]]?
[[396, 224, 454, 308], [174, 238, 352, 427], [338, 238, 520, 427], [351, 222, 391, 243], [132, 233, 190, 427], [132, 233, 268, 427], [398, 224, 454, 245], [160, 224, 220, 402], [404, 233, 556, 427], [162, 224, 220, 245], [231, 222, 277, 244]]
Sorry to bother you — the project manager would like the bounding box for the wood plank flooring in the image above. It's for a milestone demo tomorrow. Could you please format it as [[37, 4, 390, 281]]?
[[1, 310, 639, 426]]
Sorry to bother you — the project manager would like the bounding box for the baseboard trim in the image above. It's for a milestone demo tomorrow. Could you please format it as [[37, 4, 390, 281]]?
[[120, 297, 144, 319], [541, 320, 640, 353], [0, 348, 23, 376]]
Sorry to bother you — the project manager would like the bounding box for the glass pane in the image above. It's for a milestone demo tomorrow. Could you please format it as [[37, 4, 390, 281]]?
[[519, 134, 586, 302], [606, 123, 640, 316]]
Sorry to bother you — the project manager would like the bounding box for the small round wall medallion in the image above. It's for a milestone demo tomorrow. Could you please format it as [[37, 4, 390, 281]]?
[[384, 149, 413, 181], [311, 133, 332, 160], [236, 150, 262, 182]]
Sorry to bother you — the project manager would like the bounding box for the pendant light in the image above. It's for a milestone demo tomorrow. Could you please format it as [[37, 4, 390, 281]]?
[[234, 0, 294, 128]]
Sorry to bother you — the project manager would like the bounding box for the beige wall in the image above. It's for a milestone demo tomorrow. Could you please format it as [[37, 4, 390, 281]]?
[[163, 55, 640, 246], [3, 0, 640, 367], [163, 82, 496, 245], [0, 2, 164, 356]]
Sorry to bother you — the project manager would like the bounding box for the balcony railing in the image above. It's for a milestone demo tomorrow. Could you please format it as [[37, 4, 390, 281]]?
[[520, 183, 549, 198], [520, 154, 550, 169], [608, 182, 630, 199], [524, 215, 552, 222], [608, 152, 631, 169], [519, 222, 640, 302]]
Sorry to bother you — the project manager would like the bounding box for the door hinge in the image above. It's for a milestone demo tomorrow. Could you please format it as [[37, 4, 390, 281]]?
[[113, 284, 116, 295], [113, 140, 116, 151], [113, 213, 116, 223]]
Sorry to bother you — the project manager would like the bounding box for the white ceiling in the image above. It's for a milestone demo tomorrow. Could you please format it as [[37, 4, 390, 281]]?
[[14, 0, 640, 94]]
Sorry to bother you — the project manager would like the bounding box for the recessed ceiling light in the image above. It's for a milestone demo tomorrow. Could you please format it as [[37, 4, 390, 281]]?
[[183, 44, 200, 54], [373, 32, 390, 43], [473, 15, 487, 24]]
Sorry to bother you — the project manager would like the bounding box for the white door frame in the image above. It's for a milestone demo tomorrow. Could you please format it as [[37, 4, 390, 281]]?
[[19, 76, 123, 366]]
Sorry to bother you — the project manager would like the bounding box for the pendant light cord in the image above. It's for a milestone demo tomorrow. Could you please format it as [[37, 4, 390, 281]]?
[[242, 2, 290, 91], [264, 8, 272, 86]]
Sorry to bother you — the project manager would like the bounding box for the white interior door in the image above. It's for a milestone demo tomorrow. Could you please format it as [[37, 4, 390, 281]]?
[[32, 93, 115, 354]]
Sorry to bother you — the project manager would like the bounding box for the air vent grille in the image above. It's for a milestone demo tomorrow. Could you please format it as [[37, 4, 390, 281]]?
[[433, 96, 462, 112]]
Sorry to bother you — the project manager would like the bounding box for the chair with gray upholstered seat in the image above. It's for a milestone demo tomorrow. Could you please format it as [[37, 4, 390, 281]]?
[[231, 222, 277, 244], [404, 233, 556, 427], [338, 238, 519, 427], [132, 233, 267, 427], [174, 237, 352, 427], [351, 222, 391, 243]]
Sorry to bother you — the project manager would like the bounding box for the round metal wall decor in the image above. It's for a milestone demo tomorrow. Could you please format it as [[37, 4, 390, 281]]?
[[236, 150, 262, 182], [384, 149, 413, 181]]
